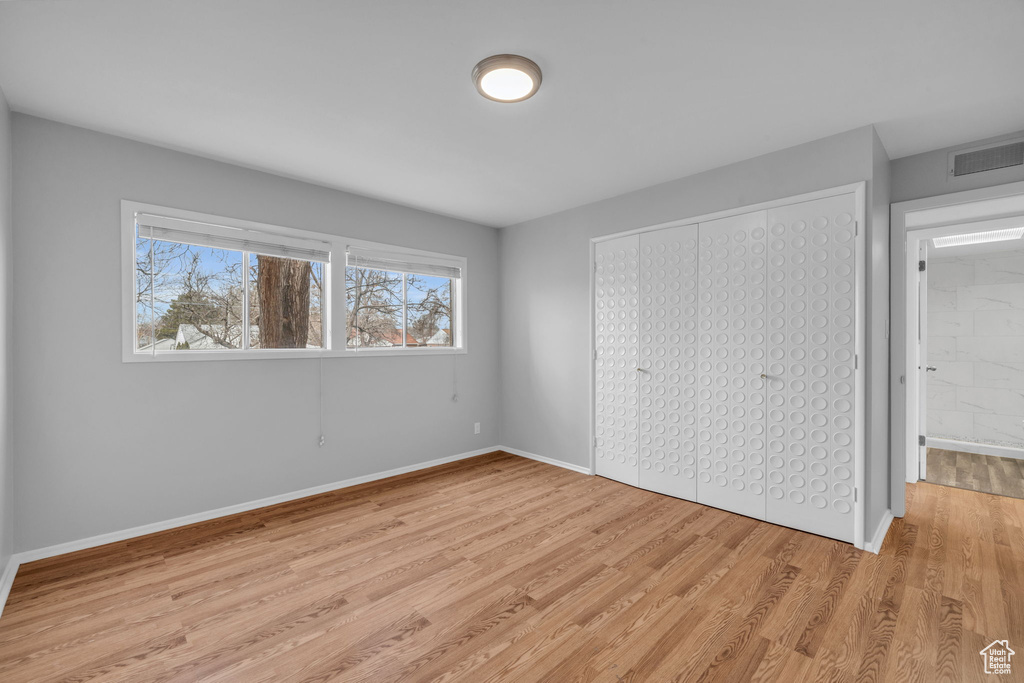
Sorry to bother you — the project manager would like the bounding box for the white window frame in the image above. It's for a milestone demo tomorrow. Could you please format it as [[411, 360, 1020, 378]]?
[[342, 236, 466, 356], [121, 200, 468, 362]]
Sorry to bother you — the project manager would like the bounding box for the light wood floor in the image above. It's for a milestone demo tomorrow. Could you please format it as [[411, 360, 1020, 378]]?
[[927, 447, 1024, 499], [0, 451, 1021, 682]]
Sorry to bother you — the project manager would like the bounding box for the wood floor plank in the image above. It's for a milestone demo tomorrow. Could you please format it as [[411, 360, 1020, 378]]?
[[0, 452, 1021, 682], [926, 447, 1024, 499]]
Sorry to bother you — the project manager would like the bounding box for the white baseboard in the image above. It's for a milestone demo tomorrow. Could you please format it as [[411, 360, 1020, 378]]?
[[498, 445, 593, 475], [863, 510, 894, 555], [927, 437, 1024, 461], [0, 555, 17, 619], [10, 446, 502, 567]]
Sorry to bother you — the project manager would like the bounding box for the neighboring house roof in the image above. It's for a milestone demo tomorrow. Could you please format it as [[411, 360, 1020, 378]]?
[[390, 330, 420, 346], [137, 338, 178, 352], [348, 328, 419, 347], [176, 324, 231, 349], [425, 329, 451, 346], [175, 324, 258, 350], [145, 325, 321, 351]]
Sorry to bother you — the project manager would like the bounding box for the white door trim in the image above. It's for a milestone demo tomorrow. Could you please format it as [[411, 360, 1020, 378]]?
[[918, 240, 928, 481], [890, 180, 1024, 514]]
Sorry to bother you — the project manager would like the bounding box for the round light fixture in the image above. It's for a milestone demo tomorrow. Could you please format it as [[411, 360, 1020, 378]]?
[[472, 54, 542, 103]]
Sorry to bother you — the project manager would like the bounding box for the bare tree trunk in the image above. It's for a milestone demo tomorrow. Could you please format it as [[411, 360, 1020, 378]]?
[[257, 256, 312, 348]]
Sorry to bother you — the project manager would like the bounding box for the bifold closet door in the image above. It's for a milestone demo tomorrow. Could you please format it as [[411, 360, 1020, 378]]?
[[696, 211, 769, 520], [637, 225, 699, 501], [593, 192, 861, 544], [594, 234, 640, 486], [764, 194, 859, 543]]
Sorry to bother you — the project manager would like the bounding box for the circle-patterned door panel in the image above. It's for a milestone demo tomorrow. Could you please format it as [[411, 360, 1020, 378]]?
[[638, 225, 698, 501], [595, 235, 640, 487]]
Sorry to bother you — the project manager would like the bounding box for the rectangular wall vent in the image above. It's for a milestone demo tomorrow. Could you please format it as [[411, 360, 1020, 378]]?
[[950, 141, 1024, 177]]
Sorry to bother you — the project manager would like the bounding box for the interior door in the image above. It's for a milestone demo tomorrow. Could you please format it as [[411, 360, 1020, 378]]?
[[918, 241, 929, 481], [594, 234, 640, 486], [696, 210, 769, 520], [764, 194, 859, 543], [638, 225, 699, 500]]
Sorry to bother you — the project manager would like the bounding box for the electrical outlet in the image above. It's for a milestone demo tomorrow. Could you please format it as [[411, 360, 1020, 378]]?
[[474, 422, 481, 435]]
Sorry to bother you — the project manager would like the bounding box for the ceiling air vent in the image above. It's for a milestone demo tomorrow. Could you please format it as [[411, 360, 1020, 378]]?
[[949, 139, 1024, 177]]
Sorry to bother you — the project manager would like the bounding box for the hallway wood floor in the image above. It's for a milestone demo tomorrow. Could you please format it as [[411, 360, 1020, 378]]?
[[0, 451, 1021, 682], [927, 447, 1024, 499]]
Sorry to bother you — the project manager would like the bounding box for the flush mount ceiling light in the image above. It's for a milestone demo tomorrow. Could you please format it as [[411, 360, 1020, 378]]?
[[932, 227, 1024, 248], [472, 54, 542, 103]]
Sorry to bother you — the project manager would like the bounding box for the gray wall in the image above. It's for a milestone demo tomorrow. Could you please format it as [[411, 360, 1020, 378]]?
[[499, 125, 893, 535], [0, 89, 12, 570], [12, 115, 500, 553], [892, 129, 1024, 203], [869, 130, 893, 527]]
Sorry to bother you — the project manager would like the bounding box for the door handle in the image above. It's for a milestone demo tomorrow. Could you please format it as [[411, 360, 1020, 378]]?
[[926, 365, 937, 372], [636, 367, 650, 375]]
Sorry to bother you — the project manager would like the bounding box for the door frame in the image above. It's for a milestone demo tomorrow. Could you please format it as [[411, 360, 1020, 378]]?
[[590, 182, 867, 547], [917, 240, 928, 481], [890, 180, 1024, 513]]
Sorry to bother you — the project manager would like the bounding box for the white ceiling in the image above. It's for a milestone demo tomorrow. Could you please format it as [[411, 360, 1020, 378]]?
[[1, 0, 1023, 227]]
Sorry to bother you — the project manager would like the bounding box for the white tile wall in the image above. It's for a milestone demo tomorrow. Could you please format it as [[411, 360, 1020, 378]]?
[[975, 414, 1024, 444], [928, 336, 957, 361], [927, 409, 975, 438], [927, 287, 957, 312], [927, 250, 1024, 448], [975, 361, 1024, 389], [928, 361, 974, 387], [956, 337, 1024, 363], [956, 387, 1024, 415], [929, 311, 973, 336], [973, 309, 1024, 336], [927, 383, 957, 410], [974, 253, 1024, 285], [957, 282, 1024, 311], [929, 260, 975, 286]]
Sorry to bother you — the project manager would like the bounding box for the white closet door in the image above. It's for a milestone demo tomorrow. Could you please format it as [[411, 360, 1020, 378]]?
[[638, 225, 699, 500], [765, 194, 859, 543], [696, 211, 769, 520], [594, 235, 640, 486]]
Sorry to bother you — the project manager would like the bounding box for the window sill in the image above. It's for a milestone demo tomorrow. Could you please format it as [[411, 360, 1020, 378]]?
[[123, 347, 467, 363]]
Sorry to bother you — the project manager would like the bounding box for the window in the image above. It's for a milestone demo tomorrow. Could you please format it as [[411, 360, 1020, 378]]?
[[122, 201, 466, 361], [345, 246, 462, 350], [132, 211, 330, 356]]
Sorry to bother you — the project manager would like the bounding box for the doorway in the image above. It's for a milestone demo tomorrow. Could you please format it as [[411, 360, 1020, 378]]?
[[919, 230, 1024, 498], [892, 181, 1024, 512]]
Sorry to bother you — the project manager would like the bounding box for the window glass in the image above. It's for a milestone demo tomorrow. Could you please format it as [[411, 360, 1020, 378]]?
[[135, 235, 156, 350], [249, 256, 325, 349], [126, 204, 465, 359], [346, 268, 456, 349], [407, 274, 453, 347], [135, 236, 323, 352], [136, 238, 244, 351], [346, 268, 405, 347]]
